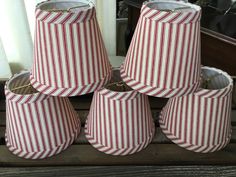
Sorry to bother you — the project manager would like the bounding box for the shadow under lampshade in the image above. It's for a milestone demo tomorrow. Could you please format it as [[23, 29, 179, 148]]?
[[5, 71, 80, 159], [30, 0, 112, 97], [121, 0, 202, 98], [159, 66, 233, 153]]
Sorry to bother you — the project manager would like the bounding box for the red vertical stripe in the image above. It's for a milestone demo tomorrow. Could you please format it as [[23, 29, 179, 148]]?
[[43, 102, 54, 149], [54, 25, 64, 87], [83, 22, 91, 84], [132, 17, 144, 80], [137, 19, 147, 83], [150, 21, 158, 84], [62, 25, 72, 87], [27, 105, 40, 151], [69, 24, 78, 87], [157, 24, 165, 86], [76, 24, 85, 86], [42, 22, 52, 85], [163, 23, 173, 88], [176, 25, 187, 87], [88, 20, 97, 82]]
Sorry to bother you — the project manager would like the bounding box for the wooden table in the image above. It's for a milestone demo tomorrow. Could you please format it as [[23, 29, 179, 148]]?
[[0, 90, 236, 176]]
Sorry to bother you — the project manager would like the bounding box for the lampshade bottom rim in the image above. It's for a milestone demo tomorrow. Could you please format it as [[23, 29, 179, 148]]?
[[120, 65, 200, 98], [159, 113, 231, 153], [5, 120, 81, 159], [29, 72, 112, 97], [84, 119, 155, 156]]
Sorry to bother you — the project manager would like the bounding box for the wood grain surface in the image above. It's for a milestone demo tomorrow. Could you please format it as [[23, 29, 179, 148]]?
[[0, 144, 236, 166], [1, 166, 236, 177]]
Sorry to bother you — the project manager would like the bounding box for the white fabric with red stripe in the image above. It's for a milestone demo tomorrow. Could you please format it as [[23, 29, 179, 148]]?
[[121, 0, 201, 98], [5, 71, 81, 159]]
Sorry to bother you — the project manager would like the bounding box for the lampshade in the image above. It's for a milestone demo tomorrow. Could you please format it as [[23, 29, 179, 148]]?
[[5, 71, 80, 159], [121, 0, 201, 98], [30, 0, 112, 97], [85, 69, 155, 155], [159, 66, 233, 153]]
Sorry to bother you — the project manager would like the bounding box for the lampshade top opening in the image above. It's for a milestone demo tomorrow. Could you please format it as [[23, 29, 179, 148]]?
[[146, 1, 197, 12], [8, 72, 38, 95], [105, 69, 132, 92], [201, 68, 231, 90], [106, 82, 132, 92], [38, 0, 92, 12]]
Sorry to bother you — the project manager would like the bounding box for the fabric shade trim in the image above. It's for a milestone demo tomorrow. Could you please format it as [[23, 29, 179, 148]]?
[[30, 72, 112, 97], [141, 1, 201, 24], [5, 126, 79, 159], [85, 120, 155, 156], [121, 64, 200, 98]]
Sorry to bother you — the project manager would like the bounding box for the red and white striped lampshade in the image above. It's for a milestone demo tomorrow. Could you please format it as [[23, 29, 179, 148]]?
[[85, 69, 155, 155], [5, 71, 80, 159], [159, 66, 233, 153], [30, 0, 112, 97], [121, 0, 201, 98]]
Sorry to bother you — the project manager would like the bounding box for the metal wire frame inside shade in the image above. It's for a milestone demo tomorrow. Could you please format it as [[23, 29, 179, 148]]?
[[9, 73, 38, 95], [38, 0, 92, 13], [200, 68, 230, 90], [146, 1, 195, 12], [105, 69, 132, 92]]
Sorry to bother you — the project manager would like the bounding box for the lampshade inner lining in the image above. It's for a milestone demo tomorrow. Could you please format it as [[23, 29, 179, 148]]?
[[201, 68, 230, 90], [9, 73, 38, 95], [147, 2, 195, 12], [39, 1, 89, 12]]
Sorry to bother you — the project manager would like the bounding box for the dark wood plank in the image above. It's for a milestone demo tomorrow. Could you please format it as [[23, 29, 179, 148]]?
[[0, 144, 236, 166], [1, 126, 236, 145], [232, 110, 236, 125], [0, 112, 5, 126], [0, 166, 236, 177], [0, 81, 5, 99], [201, 28, 236, 76], [0, 100, 5, 111], [0, 127, 5, 145]]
